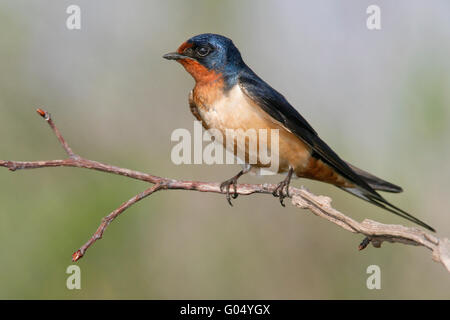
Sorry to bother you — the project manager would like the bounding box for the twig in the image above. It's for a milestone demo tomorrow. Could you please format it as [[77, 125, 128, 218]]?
[[36, 109, 77, 158], [72, 183, 163, 261], [1, 109, 449, 273]]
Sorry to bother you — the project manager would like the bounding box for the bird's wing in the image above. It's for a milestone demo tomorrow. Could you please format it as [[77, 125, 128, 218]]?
[[238, 69, 435, 231], [238, 69, 372, 191], [345, 161, 402, 193]]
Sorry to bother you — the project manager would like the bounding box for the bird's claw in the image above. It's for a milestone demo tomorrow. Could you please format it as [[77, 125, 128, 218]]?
[[273, 179, 291, 207], [220, 177, 239, 206]]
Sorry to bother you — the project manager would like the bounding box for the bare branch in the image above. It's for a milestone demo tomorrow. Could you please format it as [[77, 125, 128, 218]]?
[[36, 109, 77, 158], [1, 110, 449, 272], [72, 183, 163, 262]]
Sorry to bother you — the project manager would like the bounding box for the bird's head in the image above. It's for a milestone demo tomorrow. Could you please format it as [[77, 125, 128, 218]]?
[[163, 33, 244, 86]]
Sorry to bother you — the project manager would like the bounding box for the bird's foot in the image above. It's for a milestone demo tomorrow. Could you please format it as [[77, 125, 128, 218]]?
[[272, 168, 294, 207], [220, 176, 240, 206], [272, 179, 290, 207]]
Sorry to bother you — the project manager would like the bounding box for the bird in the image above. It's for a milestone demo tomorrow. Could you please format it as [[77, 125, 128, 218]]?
[[163, 33, 435, 232]]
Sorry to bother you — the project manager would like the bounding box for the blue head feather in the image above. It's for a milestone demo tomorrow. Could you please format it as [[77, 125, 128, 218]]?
[[186, 33, 245, 90]]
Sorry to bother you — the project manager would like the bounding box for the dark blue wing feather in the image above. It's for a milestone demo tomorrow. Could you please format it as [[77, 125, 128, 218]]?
[[238, 67, 372, 190], [237, 67, 435, 231]]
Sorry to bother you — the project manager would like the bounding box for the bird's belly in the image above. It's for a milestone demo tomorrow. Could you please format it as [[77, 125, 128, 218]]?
[[193, 85, 312, 174]]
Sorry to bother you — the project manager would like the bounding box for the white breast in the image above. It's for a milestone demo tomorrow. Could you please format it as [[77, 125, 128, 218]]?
[[192, 84, 312, 174], [197, 85, 269, 131]]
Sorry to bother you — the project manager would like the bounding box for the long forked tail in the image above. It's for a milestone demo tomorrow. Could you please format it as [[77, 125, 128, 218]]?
[[339, 186, 435, 232], [345, 162, 403, 193]]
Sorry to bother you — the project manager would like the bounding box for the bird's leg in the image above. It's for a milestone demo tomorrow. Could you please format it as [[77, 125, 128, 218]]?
[[273, 167, 294, 207], [220, 166, 250, 206]]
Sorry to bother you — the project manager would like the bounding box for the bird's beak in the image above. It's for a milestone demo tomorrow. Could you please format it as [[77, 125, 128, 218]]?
[[163, 52, 186, 60]]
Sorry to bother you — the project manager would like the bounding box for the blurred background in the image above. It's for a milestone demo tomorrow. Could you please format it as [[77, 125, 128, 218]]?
[[0, 0, 449, 299]]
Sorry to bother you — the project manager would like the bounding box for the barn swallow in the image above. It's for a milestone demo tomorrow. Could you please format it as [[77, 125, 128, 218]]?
[[163, 33, 435, 232]]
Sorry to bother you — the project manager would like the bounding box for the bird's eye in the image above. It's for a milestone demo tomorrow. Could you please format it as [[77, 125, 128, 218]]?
[[195, 46, 211, 57]]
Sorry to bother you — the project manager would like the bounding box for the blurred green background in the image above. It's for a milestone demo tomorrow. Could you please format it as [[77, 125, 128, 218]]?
[[0, 0, 449, 299]]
